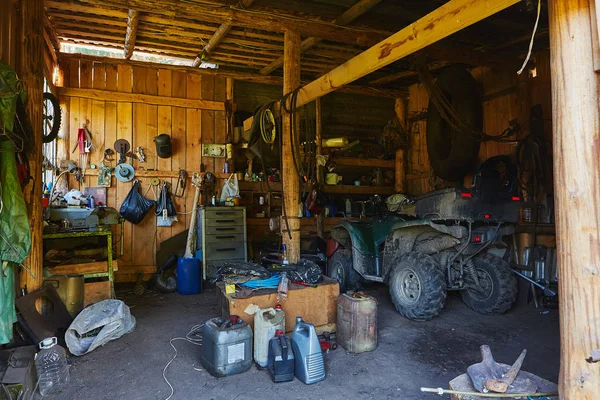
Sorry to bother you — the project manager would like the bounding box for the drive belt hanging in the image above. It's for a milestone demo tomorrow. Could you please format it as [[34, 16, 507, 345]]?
[[174, 169, 188, 198]]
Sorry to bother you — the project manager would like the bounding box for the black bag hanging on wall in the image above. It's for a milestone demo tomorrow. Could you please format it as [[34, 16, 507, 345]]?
[[119, 180, 156, 224]]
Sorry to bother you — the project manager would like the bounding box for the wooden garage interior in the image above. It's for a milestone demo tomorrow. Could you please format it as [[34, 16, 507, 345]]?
[[0, 0, 598, 399]]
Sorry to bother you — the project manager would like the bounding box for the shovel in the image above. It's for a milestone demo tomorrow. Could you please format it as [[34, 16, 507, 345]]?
[[467, 345, 538, 394]]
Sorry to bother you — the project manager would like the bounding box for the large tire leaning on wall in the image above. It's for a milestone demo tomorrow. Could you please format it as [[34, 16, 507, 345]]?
[[426, 67, 482, 182]]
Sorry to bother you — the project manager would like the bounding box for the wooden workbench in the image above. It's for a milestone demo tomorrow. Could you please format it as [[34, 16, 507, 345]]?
[[216, 276, 339, 332]]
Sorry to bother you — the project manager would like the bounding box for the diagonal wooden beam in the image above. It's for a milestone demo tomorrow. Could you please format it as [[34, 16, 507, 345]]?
[[79, 0, 388, 47], [368, 60, 451, 86], [192, 0, 255, 68], [295, 0, 521, 108], [259, 0, 382, 75], [124, 9, 139, 59]]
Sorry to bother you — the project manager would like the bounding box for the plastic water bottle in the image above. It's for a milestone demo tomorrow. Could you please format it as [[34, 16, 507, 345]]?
[[282, 244, 289, 265], [35, 337, 70, 396]]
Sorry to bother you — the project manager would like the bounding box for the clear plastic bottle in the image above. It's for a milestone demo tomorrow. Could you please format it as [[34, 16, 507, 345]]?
[[35, 337, 70, 396], [282, 244, 289, 265]]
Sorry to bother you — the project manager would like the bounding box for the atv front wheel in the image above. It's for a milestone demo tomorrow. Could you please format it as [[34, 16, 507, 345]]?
[[389, 252, 446, 321], [461, 253, 517, 315], [327, 249, 358, 292]]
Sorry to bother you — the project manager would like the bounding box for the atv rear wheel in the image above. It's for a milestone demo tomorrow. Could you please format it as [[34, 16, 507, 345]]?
[[461, 253, 517, 315], [389, 252, 446, 321], [327, 249, 358, 292]]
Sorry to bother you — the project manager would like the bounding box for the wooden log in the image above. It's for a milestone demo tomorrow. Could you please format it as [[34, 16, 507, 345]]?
[[78, 0, 388, 47], [57, 87, 225, 110], [315, 97, 324, 239], [281, 30, 301, 264], [548, 1, 600, 398], [192, 0, 255, 67], [395, 97, 407, 193], [259, 0, 382, 75], [19, 0, 45, 290], [124, 9, 139, 59], [295, 0, 521, 108]]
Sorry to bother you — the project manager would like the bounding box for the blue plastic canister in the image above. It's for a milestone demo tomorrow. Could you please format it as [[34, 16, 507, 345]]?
[[177, 257, 201, 295], [291, 316, 325, 384]]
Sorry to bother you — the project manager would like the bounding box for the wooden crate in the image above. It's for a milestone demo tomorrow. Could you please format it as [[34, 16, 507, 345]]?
[[216, 277, 339, 332]]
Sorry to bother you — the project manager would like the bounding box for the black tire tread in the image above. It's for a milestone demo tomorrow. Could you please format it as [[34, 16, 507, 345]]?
[[461, 253, 518, 315], [43, 92, 61, 143], [389, 251, 446, 321], [327, 249, 358, 292]]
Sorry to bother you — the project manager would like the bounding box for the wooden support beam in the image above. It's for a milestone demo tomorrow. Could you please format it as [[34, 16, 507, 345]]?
[[124, 9, 139, 59], [295, 0, 521, 108], [315, 97, 324, 239], [259, 0, 382, 75], [79, 0, 388, 47], [369, 60, 451, 86], [193, 0, 255, 67], [281, 30, 301, 264], [394, 98, 407, 193], [548, 1, 600, 398], [57, 87, 225, 110], [20, 0, 45, 290]]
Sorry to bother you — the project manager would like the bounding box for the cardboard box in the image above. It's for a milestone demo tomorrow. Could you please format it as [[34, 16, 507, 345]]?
[[216, 277, 339, 332]]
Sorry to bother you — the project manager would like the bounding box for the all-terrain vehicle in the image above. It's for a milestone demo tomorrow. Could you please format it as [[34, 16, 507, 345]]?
[[327, 156, 521, 321]]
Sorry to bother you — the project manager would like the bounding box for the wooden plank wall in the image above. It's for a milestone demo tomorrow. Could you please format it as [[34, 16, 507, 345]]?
[[59, 58, 227, 281], [0, 0, 20, 68], [406, 50, 552, 195]]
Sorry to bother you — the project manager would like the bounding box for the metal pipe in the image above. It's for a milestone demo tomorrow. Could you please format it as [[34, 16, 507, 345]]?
[[512, 268, 556, 296], [420, 387, 557, 398]]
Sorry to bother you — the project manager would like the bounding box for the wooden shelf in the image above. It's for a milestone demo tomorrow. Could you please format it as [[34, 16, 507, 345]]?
[[238, 181, 282, 191], [333, 157, 395, 168], [84, 169, 229, 179], [323, 184, 396, 195]]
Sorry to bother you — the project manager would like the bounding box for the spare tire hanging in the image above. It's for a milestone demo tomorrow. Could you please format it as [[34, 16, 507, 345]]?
[[425, 67, 482, 182]]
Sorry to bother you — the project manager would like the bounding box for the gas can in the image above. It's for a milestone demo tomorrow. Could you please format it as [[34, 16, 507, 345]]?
[[201, 316, 253, 377], [337, 292, 377, 353], [267, 329, 294, 382], [254, 305, 285, 367], [291, 316, 325, 384]]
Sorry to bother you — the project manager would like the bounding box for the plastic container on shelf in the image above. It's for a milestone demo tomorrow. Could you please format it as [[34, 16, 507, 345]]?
[[267, 329, 295, 382], [201, 316, 253, 377], [336, 292, 378, 353], [35, 337, 70, 397], [177, 257, 201, 295], [254, 305, 285, 367], [291, 316, 325, 384]]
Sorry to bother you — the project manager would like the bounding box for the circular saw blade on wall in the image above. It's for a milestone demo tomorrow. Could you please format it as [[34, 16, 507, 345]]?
[[114, 163, 135, 182]]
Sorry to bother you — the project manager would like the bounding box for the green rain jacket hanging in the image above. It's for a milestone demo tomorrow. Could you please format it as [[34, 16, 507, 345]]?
[[0, 61, 32, 345]]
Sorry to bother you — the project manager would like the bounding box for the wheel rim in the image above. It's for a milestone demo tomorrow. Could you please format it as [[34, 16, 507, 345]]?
[[332, 261, 345, 289], [467, 268, 494, 301], [396, 267, 421, 305]]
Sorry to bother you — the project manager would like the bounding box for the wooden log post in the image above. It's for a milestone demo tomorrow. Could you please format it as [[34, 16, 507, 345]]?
[[19, 0, 45, 290], [281, 30, 301, 263], [124, 10, 139, 60], [549, 1, 600, 398], [315, 97, 324, 239], [394, 97, 407, 193]]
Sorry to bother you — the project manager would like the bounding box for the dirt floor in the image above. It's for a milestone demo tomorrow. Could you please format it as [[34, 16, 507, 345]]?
[[50, 284, 560, 400]]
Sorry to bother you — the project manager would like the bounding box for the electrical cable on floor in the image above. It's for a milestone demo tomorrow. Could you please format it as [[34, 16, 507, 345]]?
[[162, 323, 204, 400], [517, 0, 541, 75]]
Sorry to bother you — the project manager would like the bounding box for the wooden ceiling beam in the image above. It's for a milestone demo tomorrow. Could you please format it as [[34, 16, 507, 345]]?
[[57, 52, 406, 97], [77, 0, 388, 46], [192, 0, 255, 68], [124, 9, 139, 59], [295, 0, 521, 108], [259, 0, 382, 75], [368, 61, 451, 86]]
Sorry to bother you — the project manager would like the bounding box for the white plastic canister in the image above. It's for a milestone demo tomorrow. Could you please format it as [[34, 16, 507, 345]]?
[[254, 305, 285, 367]]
